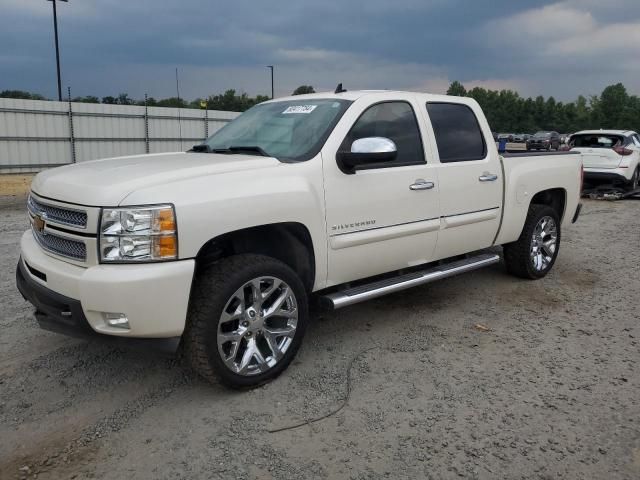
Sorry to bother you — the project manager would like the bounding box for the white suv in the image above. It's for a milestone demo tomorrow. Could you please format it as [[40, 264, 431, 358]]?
[[569, 130, 640, 190]]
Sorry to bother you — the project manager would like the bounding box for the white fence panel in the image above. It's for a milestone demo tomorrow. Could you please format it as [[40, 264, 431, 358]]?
[[0, 98, 240, 173]]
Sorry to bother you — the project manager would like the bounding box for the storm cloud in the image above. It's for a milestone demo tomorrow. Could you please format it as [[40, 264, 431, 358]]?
[[1, 0, 639, 100]]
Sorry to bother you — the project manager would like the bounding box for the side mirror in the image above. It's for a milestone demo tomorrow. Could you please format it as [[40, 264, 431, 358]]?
[[337, 137, 397, 174]]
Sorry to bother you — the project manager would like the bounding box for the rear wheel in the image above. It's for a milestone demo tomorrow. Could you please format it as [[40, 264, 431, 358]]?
[[185, 254, 308, 388], [504, 205, 561, 279]]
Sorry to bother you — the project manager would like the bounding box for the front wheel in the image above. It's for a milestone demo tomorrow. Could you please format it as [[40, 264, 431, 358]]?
[[184, 254, 308, 388], [503, 205, 561, 279]]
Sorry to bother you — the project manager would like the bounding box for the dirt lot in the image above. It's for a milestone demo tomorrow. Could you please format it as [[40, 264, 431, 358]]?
[[1, 194, 638, 480]]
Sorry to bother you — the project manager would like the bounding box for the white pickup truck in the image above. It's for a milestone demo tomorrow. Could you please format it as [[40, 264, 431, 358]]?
[[17, 90, 583, 388]]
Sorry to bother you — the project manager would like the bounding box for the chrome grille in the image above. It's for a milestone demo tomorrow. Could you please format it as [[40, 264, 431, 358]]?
[[32, 229, 87, 261], [28, 195, 87, 228]]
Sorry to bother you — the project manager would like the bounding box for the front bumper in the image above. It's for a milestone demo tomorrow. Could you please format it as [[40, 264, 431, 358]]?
[[16, 259, 181, 353], [18, 231, 195, 341]]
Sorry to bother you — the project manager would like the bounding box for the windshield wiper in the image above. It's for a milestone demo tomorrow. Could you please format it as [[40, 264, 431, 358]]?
[[211, 146, 270, 157], [189, 144, 211, 152]]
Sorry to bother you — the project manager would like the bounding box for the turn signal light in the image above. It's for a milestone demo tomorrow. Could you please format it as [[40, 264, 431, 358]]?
[[154, 235, 177, 259], [155, 208, 176, 232]]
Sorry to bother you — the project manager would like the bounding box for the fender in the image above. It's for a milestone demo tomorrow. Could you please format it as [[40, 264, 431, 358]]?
[[120, 157, 329, 290]]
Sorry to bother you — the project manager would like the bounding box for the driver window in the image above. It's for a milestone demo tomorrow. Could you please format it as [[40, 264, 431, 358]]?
[[340, 101, 425, 167]]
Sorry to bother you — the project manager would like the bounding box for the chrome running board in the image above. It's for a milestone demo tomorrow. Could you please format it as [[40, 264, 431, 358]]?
[[322, 253, 500, 309]]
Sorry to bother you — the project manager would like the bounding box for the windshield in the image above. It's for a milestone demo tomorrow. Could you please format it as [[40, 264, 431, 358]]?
[[201, 99, 352, 162], [570, 134, 623, 149], [533, 131, 551, 138]]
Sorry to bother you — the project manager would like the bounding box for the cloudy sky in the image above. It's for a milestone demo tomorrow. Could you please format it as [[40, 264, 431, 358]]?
[[1, 0, 639, 101]]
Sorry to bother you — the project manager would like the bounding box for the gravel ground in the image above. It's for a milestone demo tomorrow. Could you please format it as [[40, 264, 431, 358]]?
[[1, 194, 638, 480]]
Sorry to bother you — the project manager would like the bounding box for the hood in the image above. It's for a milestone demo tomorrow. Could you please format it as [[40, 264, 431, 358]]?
[[31, 152, 281, 206]]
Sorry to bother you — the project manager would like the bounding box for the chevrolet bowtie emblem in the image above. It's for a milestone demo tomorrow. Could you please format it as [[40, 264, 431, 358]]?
[[33, 214, 45, 233]]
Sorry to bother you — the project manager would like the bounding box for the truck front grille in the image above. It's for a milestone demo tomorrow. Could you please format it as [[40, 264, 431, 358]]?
[[32, 229, 87, 261], [28, 195, 88, 229]]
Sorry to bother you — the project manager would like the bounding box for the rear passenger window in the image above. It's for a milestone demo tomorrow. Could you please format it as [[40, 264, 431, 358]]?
[[341, 101, 425, 167], [426, 103, 487, 162]]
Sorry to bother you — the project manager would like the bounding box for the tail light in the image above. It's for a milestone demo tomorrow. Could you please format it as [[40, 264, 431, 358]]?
[[613, 146, 633, 156]]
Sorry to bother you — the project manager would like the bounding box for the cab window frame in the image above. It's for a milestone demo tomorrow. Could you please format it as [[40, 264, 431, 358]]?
[[338, 100, 427, 172], [426, 101, 488, 163]]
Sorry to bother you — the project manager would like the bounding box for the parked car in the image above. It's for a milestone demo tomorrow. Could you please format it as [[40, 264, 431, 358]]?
[[17, 90, 584, 388], [568, 130, 640, 190], [527, 131, 561, 151], [498, 133, 514, 142], [513, 133, 527, 143], [560, 133, 572, 145]]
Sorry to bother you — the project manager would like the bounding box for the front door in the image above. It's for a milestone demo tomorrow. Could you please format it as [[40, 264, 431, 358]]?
[[322, 95, 440, 287]]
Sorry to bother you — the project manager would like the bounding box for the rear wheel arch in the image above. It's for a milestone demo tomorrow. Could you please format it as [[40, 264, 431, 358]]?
[[194, 222, 316, 292], [529, 188, 566, 222]]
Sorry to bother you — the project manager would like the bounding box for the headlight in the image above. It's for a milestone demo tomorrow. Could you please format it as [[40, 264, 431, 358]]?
[[99, 205, 177, 262]]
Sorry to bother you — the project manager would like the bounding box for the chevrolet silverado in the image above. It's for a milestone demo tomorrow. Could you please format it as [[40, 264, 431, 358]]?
[[17, 90, 584, 388]]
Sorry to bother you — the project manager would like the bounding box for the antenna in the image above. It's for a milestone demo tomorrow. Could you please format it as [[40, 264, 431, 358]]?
[[334, 83, 347, 94]]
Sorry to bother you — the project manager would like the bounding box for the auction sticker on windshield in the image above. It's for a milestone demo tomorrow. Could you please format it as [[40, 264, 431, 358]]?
[[282, 105, 317, 114]]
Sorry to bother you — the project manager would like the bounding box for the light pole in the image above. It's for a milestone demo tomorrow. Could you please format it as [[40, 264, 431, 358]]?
[[47, 0, 68, 101], [266, 65, 274, 99]]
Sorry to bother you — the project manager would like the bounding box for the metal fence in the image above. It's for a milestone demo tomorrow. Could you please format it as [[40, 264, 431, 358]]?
[[0, 97, 240, 173]]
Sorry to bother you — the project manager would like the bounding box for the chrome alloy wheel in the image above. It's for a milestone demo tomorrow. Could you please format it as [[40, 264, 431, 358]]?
[[530, 216, 558, 272], [217, 276, 298, 376]]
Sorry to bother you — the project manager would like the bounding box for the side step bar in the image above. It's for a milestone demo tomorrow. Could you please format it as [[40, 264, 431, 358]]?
[[322, 253, 500, 310]]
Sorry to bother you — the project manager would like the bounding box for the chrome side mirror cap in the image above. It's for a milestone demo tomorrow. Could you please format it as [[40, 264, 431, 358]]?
[[350, 137, 397, 154], [336, 137, 398, 174]]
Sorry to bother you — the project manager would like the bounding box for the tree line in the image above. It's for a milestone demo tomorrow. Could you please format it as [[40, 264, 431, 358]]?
[[3, 82, 638, 133], [446, 81, 640, 134], [0, 85, 317, 112]]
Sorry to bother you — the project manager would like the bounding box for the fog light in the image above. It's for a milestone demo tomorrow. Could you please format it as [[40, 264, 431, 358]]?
[[104, 312, 130, 329]]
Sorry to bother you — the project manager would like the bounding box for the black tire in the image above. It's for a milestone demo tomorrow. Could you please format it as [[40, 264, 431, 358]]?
[[184, 254, 308, 389], [503, 205, 561, 279], [628, 167, 639, 191]]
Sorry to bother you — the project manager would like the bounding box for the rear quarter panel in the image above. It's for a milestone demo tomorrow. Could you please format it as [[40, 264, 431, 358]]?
[[495, 153, 582, 245]]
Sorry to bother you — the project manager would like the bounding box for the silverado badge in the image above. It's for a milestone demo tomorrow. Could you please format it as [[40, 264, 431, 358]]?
[[332, 219, 376, 232]]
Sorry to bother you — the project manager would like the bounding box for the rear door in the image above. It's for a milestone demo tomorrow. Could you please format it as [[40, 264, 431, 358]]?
[[571, 134, 623, 169], [422, 101, 503, 260]]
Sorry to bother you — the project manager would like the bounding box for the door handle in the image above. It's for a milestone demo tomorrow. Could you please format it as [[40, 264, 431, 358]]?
[[410, 179, 435, 191], [479, 173, 498, 182]]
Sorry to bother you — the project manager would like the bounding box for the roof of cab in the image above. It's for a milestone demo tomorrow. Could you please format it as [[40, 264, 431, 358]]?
[[264, 89, 466, 104]]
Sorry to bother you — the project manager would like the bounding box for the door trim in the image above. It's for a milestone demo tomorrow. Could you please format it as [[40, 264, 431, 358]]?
[[441, 207, 500, 229], [330, 217, 440, 250]]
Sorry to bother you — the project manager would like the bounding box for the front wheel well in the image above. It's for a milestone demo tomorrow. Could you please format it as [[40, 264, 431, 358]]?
[[530, 188, 566, 222], [195, 223, 316, 292]]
